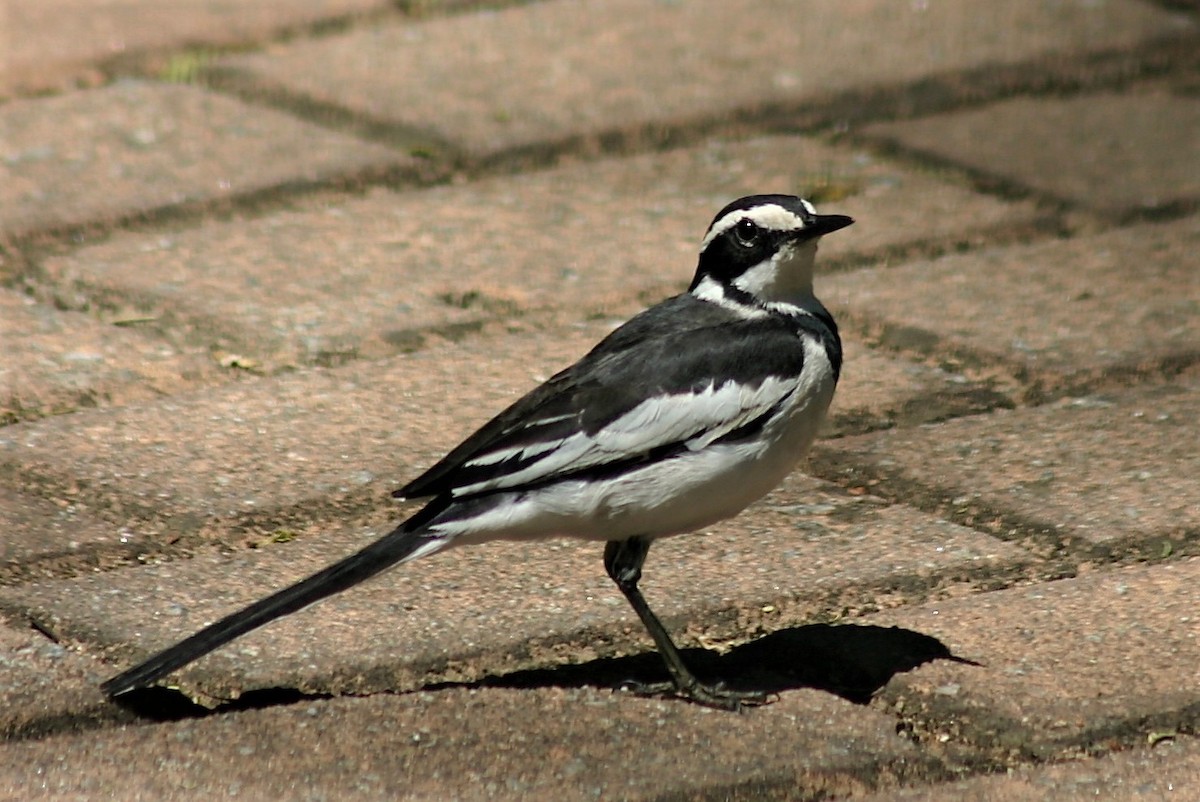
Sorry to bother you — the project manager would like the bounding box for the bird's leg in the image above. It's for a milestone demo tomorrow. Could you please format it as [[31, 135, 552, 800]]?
[[603, 537, 769, 711]]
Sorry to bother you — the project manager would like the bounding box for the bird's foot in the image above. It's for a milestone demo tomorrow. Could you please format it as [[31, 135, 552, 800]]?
[[618, 678, 774, 712]]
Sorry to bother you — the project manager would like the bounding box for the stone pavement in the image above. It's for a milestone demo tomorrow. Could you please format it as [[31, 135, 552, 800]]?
[[1, 0, 1198, 799]]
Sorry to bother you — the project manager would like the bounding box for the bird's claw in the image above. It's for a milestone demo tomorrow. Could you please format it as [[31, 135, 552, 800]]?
[[617, 678, 775, 711]]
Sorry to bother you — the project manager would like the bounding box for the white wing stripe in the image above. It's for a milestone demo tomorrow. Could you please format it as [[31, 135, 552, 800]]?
[[452, 375, 801, 497], [464, 437, 561, 468]]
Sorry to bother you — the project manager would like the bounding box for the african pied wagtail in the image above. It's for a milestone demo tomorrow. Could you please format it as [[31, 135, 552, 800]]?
[[101, 194, 853, 710]]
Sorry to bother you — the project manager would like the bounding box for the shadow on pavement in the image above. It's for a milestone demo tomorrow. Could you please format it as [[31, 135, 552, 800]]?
[[474, 622, 978, 705], [111, 623, 976, 721]]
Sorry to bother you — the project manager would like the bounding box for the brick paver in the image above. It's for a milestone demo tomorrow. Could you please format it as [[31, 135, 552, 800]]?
[[869, 558, 1200, 758], [0, 0, 391, 98], [0, 476, 1023, 706], [1, 0, 1198, 799], [820, 374, 1200, 548], [863, 90, 1200, 217], [0, 688, 922, 801], [35, 136, 1043, 372], [219, 0, 1191, 157], [0, 287, 219, 424], [824, 218, 1200, 394], [0, 81, 407, 238]]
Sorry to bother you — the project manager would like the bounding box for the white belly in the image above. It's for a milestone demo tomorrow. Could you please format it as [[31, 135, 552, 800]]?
[[443, 347, 837, 546]]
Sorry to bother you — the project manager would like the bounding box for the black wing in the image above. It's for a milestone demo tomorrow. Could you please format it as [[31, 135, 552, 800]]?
[[395, 295, 810, 501]]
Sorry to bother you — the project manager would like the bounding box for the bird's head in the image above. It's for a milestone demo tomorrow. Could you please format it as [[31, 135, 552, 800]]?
[[690, 194, 853, 310]]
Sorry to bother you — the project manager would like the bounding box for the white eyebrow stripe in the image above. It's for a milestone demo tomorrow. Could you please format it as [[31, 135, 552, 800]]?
[[700, 204, 811, 250]]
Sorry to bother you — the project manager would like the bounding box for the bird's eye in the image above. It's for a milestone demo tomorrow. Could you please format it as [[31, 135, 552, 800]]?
[[734, 219, 759, 246]]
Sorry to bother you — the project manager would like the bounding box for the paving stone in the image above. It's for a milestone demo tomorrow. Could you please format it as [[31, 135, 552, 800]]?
[[863, 90, 1200, 217], [865, 558, 1200, 758], [219, 0, 1192, 157], [0, 475, 1024, 705], [0, 312, 973, 539], [0, 80, 407, 238], [0, 319, 624, 530], [857, 738, 1200, 801], [0, 687, 922, 801], [821, 374, 1200, 547], [0, 487, 152, 586], [0, 288, 220, 424], [39, 135, 1043, 370], [0, 0, 390, 98], [823, 218, 1200, 391], [829, 339, 999, 437], [0, 616, 114, 740]]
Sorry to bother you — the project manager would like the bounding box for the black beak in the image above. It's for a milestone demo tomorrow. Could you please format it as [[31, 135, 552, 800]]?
[[801, 214, 854, 239]]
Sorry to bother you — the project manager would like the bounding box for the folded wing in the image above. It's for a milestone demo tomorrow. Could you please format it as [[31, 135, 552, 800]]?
[[396, 297, 807, 502]]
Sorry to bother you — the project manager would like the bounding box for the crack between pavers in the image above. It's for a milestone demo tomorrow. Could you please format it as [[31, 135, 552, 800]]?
[[810, 446, 1200, 571], [0, 703, 140, 744], [2, 555, 1026, 743], [0, 374, 1013, 586], [0, 360, 1028, 587], [817, 214, 1067, 277], [644, 752, 953, 802], [2, 327, 1189, 587], [201, 65, 468, 168], [8, 29, 1194, 255], [833, 306, 1200, 408], [876, 687, 1200, 776], [1, 155, 447, 259], [0, 457, 414, 584], [39, 4, 413, 106], [207, 565, 1015, 699], [851, 130, 1200, 230]]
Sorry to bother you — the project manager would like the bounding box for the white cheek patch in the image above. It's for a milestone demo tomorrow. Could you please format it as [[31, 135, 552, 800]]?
[[730, 257, 779, 297], [730, 240, 818, 304]]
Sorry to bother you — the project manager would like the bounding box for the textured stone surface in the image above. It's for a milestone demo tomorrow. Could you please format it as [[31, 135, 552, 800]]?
[[0, 288, 219, 424], [868, 558, 1200, 755], [859, 739, 1200, 802], [2, 0, 1199, 798], [824, 218, 1200, 390], [821, 376, 1200, 546], [0, 315, 971, 537], [0, 617, 113, 740], [0, 80, 407, 237], [0, 487, 145, 585], [863, 90, 1200, 216], [1, 477, 1022, 704], [0, 688, 919, 801], [38, 135, 1042, 370], [827, 339, 988, 436], [857, 739, 1200, 801], [0, 0, 391, 97], [221, 0, 1192, 156], [0, 320, 637, 530]]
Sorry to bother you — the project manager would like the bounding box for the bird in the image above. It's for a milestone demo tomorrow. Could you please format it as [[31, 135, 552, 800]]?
[[101, 194, 853, 710]]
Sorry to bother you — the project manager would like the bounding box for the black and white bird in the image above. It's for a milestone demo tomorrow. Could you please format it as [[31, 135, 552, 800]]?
[[102, 194, 853, 709]]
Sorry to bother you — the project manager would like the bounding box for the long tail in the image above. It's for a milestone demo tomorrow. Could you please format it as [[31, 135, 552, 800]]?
[[101, 522, 444, 698]]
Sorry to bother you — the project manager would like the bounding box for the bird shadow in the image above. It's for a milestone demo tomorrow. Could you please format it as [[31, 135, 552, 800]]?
[[112, 623, 975, 721], [464, 622, 978, 705]]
